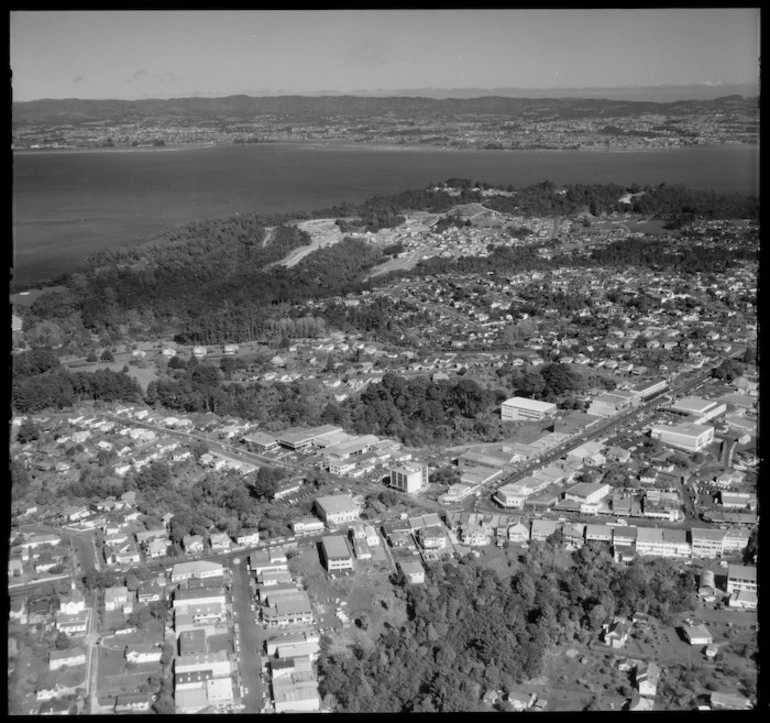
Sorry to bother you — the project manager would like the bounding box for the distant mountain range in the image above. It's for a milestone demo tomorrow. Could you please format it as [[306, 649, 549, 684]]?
[[243, 84, 759, 102], [12, 91, 758, 125]]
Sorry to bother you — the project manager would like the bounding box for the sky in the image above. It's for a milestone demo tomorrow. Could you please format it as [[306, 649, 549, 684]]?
[[10, 9, 760, 102]]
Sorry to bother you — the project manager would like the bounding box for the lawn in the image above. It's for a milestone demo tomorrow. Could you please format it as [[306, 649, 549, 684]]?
[[97, 647, 156, 698]]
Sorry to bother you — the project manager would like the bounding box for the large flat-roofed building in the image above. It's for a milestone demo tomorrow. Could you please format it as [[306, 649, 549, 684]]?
[[690, 528, 726, 558], [242, 431, 279, 452], [324, 435, 379, 461], [494, 479, 534, 509], [262, 592, 314, 627], [314, 494, 361, 527], [649, 422, 715, 453], [390, 465, 428, 494], [726, 564, 757, 594], [291, 518, 326, 537], [587, 391, 639, 418], [668, 396, 727, 424], [276, 425, 343, 451], [174, 651, 231, 678], [630, 379, 668, 401], [564, 482, 612, 509], [501, 397, 557, 422], [171, 560, 224, 583], [319, 535, 353, 571], [636, 527, 691, 558]]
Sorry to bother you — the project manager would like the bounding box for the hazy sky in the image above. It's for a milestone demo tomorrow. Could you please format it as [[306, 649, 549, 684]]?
[[10, 9, 760, 101]]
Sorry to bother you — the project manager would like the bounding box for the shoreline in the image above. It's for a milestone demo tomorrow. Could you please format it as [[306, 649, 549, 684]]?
[[11, 139, 757, 156]]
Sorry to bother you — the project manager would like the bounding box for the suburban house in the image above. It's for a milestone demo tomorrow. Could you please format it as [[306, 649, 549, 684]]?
[[104, 586, 132, 612], [236, 528, 261, 546], [49, 647, 87, 671], [398, 559, 426, 584], [125, 644, 162, 665], [115, 694, 151, 713], [182, 535, 205, 554], [145, 537, 170, 559], [209, 532, 232, 552], [55, 611, 90, 636], [602, 617, 631, 649], [635, 661, 661, 698]]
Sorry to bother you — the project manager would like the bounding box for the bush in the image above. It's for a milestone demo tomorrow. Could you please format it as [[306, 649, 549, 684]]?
[[86, 352, 98, 363]]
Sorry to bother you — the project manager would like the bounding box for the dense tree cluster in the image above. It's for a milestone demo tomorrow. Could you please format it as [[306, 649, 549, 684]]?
[[12, 356, 143, 413], [318, 542, 700, 713], [334, 371, 508, 446]]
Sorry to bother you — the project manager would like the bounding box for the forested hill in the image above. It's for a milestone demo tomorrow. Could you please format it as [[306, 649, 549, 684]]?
[[12, 93, 758, 125], [17, 179, 757, 346]]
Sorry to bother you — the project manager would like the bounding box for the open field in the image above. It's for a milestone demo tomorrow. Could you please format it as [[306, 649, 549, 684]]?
[[96, 646, 155, 699], [284, 542, 407, 656]]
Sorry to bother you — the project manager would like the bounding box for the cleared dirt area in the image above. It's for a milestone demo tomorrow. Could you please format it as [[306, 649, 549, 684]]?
[[270, 219, 343, 268]]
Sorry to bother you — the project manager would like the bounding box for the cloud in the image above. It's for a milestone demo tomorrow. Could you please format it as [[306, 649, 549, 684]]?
[[157, 72, 178, 83], [698, 80, 726, 86], [72, 74, 85, 84], [377, 60, 388, 66], [127, 69, 149, 84]]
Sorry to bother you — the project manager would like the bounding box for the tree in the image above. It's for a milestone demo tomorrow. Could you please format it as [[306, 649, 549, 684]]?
[[100, 349, 115, 362], [17, 418, 40, 444], [86, 352, 98, 363], [54, 631, 70, 650]]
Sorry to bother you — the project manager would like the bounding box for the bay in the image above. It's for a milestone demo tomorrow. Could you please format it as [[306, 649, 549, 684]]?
[[12, 142, 758, 286]]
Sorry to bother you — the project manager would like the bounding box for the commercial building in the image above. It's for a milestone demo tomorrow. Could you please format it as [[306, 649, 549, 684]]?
[[500, 397, 557, 422], [291, 518, 326, 537], [649, 422, 715, 453], [389, 465, 428, 494], [171, 561, 224, 583], [728, 589, 757, 610], [242, 431, 279, 453], [630, 379, 668, 401], [494, 479, 534, 509], [174, 651, 231, 678], [635, 527, 691, 558], [668, 396, 727, 424], [314, 494, 361, 527], [275, 425, 343, 451], [563, 482, 612, 513], [587, 391, 639, 418], [262, 592, 314, 627], [319, 535, 354, 571], [690, 528, 726, 559], [726, 564, 757, 594]]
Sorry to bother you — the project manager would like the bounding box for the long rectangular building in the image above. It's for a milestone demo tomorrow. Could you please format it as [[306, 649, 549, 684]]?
[[500, 397, 557, 422]]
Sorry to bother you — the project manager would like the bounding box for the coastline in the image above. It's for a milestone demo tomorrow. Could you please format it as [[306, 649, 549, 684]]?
[[12, 139, 757, 156]]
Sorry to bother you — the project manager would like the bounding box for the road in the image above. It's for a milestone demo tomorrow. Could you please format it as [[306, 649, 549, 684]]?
[[476, 347, 745, 516], [230, 559, 263, 713], [85, 589, 100, 713]]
